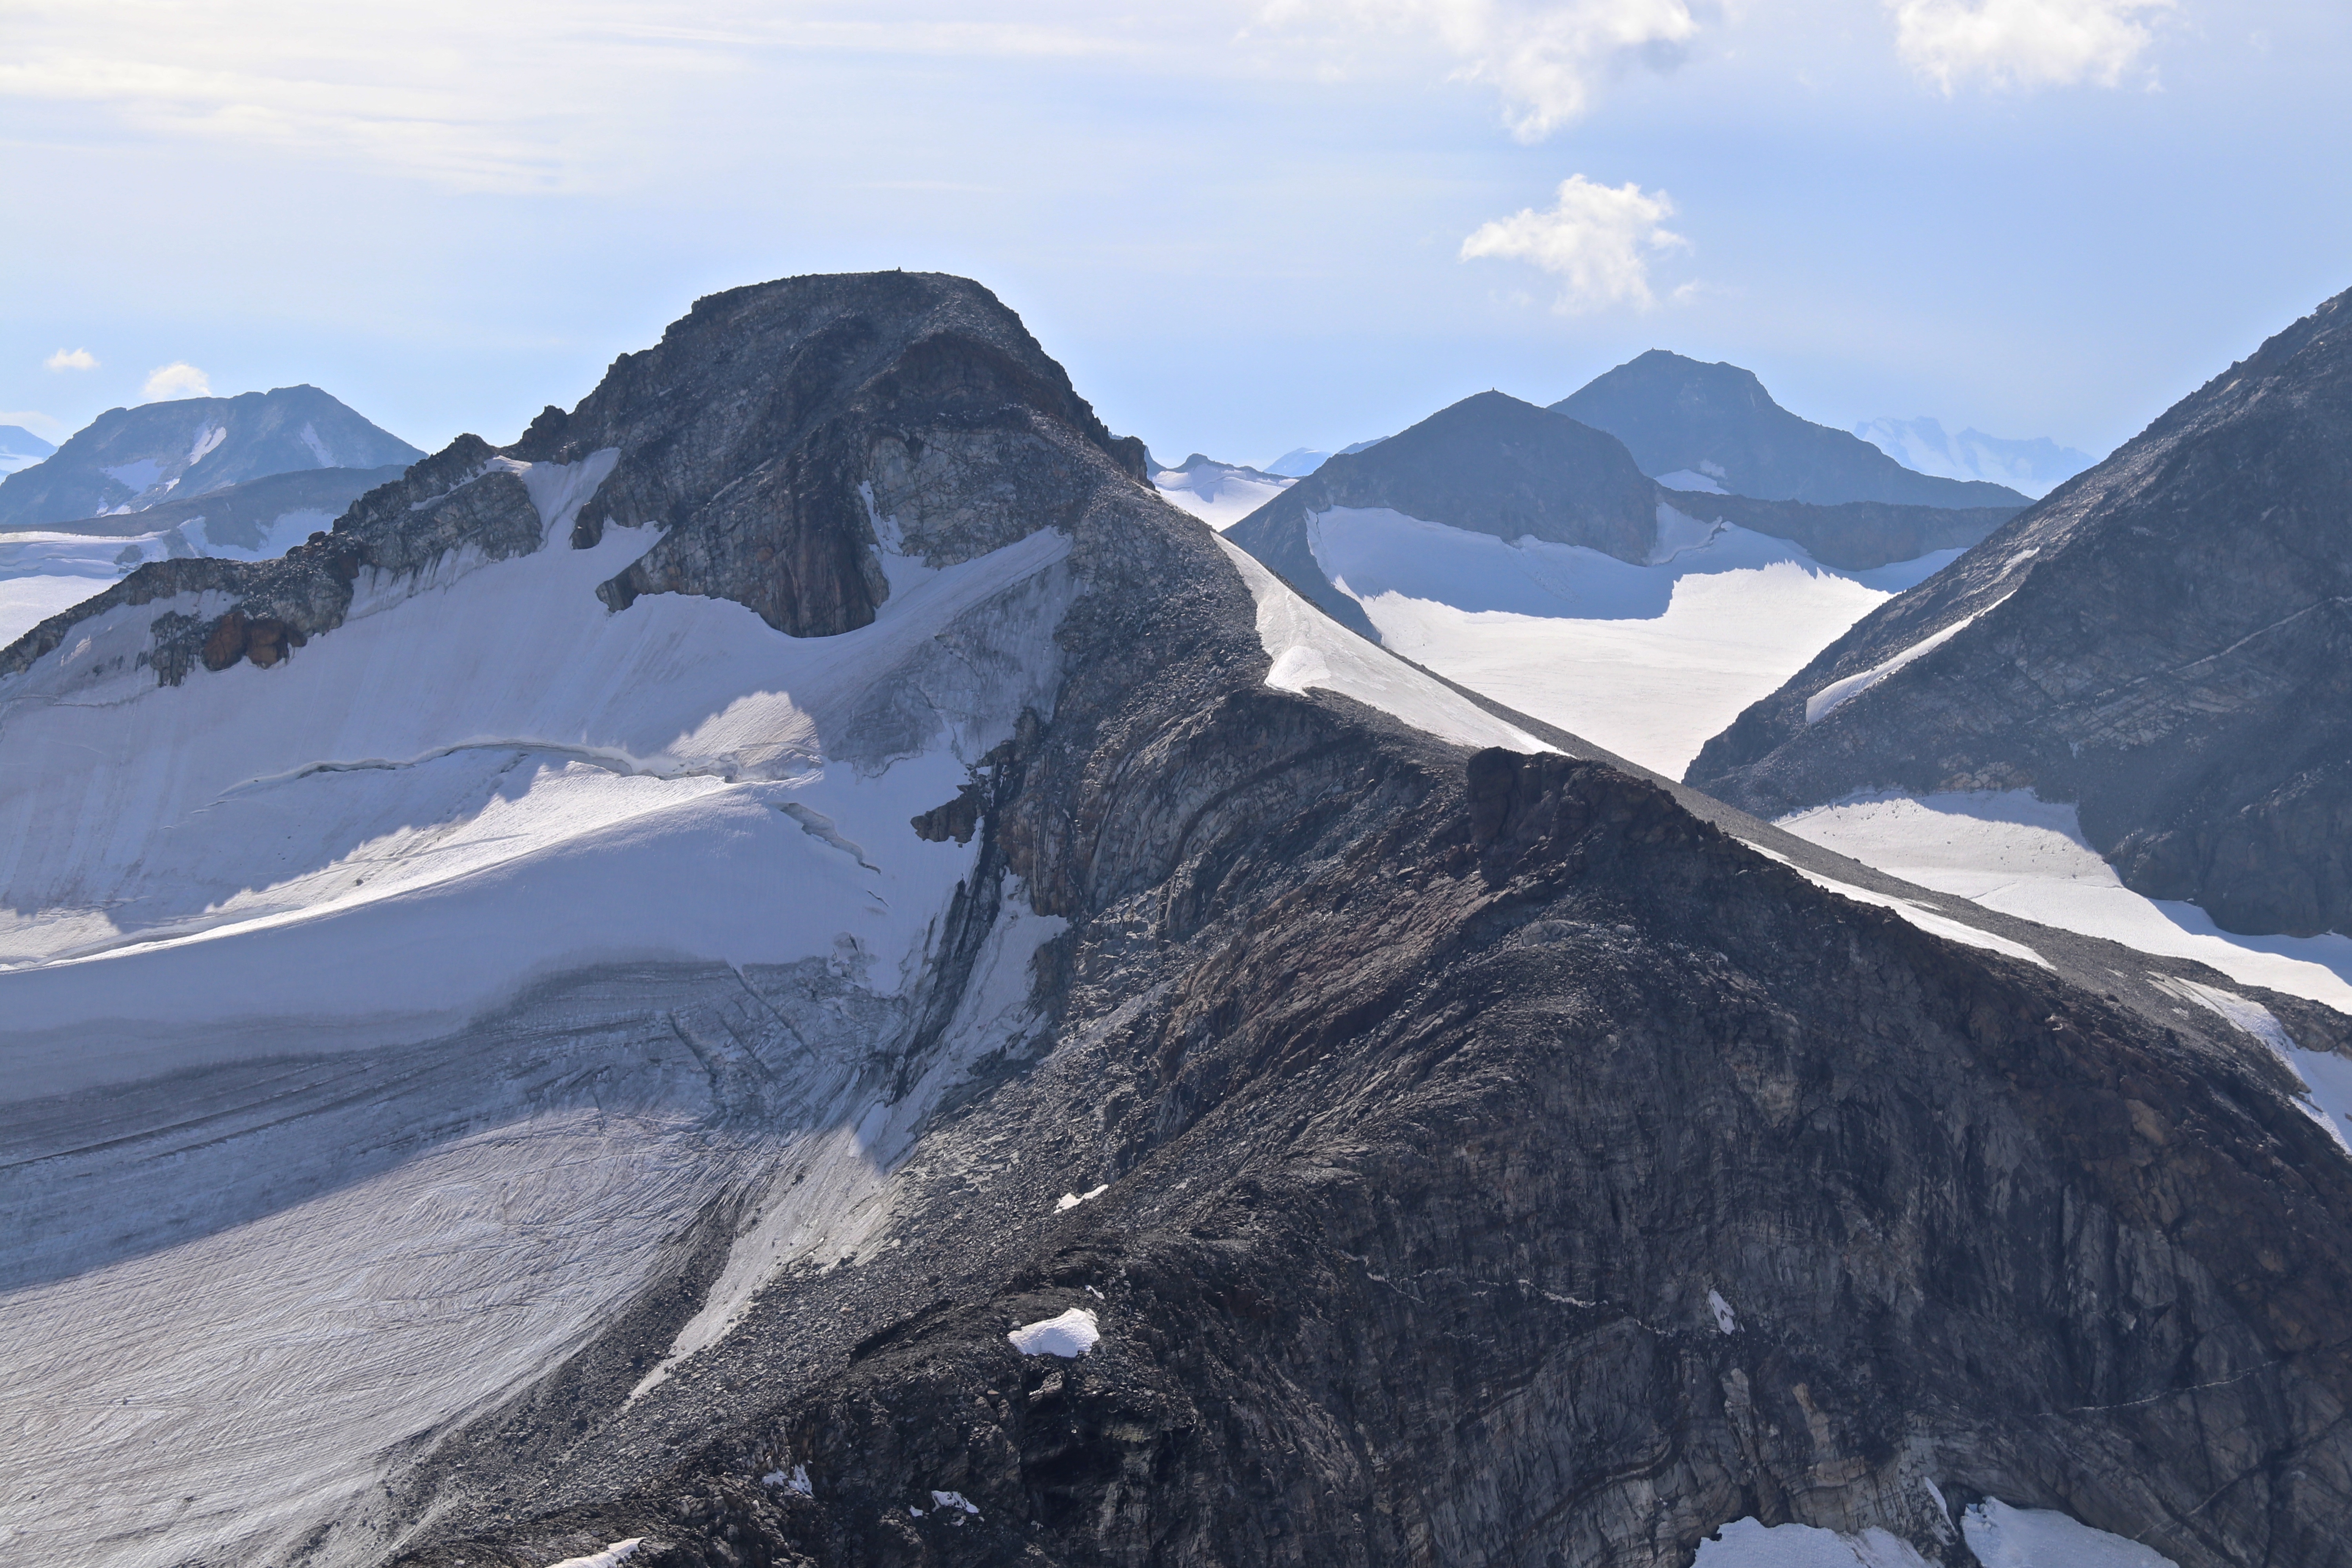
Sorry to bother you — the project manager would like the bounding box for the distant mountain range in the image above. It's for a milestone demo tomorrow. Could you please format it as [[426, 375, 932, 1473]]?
[[1263, 438, 1382, 477], [1149, 452, 1294, 530], [1690, 286, 2352, 939], [1855, 415, 2098, 500], [1555, 350, 2030, 509], [0, 385, 422, 529], [0, 424, 56, 476], [1224, 389, 2019, 771]]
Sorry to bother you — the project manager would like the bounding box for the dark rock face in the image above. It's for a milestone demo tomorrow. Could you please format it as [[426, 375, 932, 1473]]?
[[1555, 351, 2027, 509], [1663, 492, 2017, 572], [512, 271, 1149, 637], [1687, 287, 2352, 937], [318, 277, 2352, 1568], [0, 385, 423, 528]]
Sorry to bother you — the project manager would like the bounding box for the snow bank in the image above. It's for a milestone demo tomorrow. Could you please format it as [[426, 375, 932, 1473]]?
[[1214, 534, 1552, 754], [1961, 1500, 2175, 1567], [1692, 1516, 1930, 1568], [1008, 1307, 1100, 1357], [2151, 977, 2352, 1156], [1805, 593, 2011, 724], [547, 1541, 642, 1568], [1152, 463, 1292, 531], [1776, 791, 2352, 1012], [1283, 505, 1953, 774]]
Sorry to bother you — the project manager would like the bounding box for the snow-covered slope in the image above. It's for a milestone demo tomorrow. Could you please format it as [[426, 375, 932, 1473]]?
[[1150, 453, 1292, 530], [1292, 504, 1954, 774], [0, 445, 1076, 1566]]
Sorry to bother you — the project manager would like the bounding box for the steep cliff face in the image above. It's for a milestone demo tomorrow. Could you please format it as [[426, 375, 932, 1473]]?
[[517, 271, 1149, 637], [7, 274, 2352, 1568], [1687, 287, 2352, 938]]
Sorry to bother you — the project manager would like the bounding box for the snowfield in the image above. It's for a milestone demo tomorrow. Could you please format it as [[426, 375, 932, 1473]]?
[[1288, 505, 1957, 775], [1777, 791, 2352, 1014], [0, 454, 1079, 1567]]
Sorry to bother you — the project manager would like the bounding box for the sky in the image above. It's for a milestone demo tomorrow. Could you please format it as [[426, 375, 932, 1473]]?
[[3, 0, 2347, 469]]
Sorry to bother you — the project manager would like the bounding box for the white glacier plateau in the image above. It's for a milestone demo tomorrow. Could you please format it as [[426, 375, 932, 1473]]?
[[1282, 505, 1957, 776]]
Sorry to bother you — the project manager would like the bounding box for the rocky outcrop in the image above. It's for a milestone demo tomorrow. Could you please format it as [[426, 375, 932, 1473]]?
[[1555, 350, 2027, 508], [511, 271, 1149, 637], [309, 276, 2352, 1568], [0, 434, 544, 682], [1687, 287, 2352, 937], [0, 384, 423, 528]]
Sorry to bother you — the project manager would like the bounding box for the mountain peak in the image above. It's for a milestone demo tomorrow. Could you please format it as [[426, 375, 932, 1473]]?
[[1555, 351, 2027, 508], [0, 386, 423, 529]]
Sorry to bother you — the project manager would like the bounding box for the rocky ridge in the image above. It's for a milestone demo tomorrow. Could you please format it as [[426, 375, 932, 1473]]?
[[242, 276, 2352, 1568], [1687, 286, 2352, 938], [7, 274, 2352, 1568]]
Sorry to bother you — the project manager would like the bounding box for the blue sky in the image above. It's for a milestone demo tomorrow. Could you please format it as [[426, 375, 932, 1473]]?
[[4, 1, 2347, 469]]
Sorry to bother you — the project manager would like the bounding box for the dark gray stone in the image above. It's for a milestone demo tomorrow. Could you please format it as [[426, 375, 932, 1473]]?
[[1686, 287, 2352, 938]]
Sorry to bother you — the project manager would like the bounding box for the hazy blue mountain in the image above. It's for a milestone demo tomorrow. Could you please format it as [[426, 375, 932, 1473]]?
[[1853, 416, 2098, 500], [0, 425, 56, 477], [1554, 350, 2029, 508], [0, 386, 423, 529]]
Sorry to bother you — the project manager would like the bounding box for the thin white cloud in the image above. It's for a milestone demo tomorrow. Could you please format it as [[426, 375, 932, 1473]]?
[[1258, 0, 1699, 139], [45, 348, 99, 371], [143, 363, 213, 400], [0, 2, 1160, 194], [1886, 0, 2171, 91], [1460, 174, 1686, 312]]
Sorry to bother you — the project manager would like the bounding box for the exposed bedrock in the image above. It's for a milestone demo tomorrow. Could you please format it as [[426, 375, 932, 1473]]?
[[387, 512, 2352, 1568], [1688, 286, 2352, 937]]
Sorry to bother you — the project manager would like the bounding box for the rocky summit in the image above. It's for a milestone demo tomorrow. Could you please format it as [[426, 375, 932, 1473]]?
[[4, 273, 2351, 1568], [1688, 287, 2352, 939]]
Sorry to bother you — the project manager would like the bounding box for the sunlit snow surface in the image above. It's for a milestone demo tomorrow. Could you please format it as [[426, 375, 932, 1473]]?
[[1151, 462, 1292, 531], [1778, 791, 2352, 1013], [0, 454, 1077, 1567], [1293, 506, 1956, 775], [1694, 1503, 2178, 1568], [1215, 534, 1552, 754]]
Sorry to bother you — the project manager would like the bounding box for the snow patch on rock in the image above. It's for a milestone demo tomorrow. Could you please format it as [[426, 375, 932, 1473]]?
[[1008, 1307, 1100, 1357]]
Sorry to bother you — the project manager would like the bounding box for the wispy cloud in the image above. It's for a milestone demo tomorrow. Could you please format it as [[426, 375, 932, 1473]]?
[[0, 2, 1161, 194], [143, 363, 212, 400], [1259, 0, 1699, 138], [1886, 0, 2171, 91], [1459, 174, 1686, 312], [45, 348, 98, 371]]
